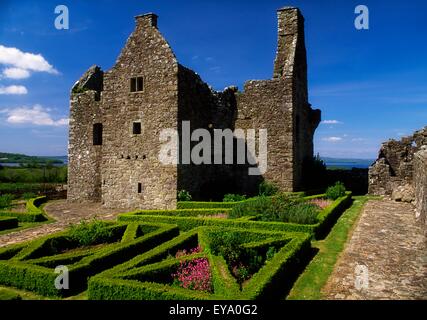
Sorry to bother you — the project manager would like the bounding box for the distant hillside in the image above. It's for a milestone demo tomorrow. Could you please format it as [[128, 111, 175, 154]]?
[[0, 152, 64, 164]]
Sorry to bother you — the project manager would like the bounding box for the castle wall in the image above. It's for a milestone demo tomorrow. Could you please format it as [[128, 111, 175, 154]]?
[[176, 65, 216, 199], [235, 7, 320, 193], [414, 147, 427, 228], [369, 127, 427, 196], [100, 14, 179, 209], [235, 79, 294, 191], [68, 90, 103, 202], [68, 8, 321, 208]]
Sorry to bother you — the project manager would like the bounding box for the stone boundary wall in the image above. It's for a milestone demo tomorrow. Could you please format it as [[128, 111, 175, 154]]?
[[413, 147, 427, 227]]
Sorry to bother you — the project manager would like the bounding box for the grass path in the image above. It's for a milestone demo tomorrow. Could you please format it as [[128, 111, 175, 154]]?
[[286, 196, 376, 300]]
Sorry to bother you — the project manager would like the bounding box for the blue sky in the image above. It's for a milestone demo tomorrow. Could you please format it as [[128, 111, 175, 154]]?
[[0, 0, 426, 158]]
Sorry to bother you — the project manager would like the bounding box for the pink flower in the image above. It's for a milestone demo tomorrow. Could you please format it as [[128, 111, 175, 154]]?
[[172, 258, 213, 292], [175, 245, 202, 258], [309, 198, 332, 209]]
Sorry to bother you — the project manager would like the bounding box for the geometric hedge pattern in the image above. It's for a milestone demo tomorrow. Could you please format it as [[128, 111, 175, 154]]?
[[88, 227, 311, 300]]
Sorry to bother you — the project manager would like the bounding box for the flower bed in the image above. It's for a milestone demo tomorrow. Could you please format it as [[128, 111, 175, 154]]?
[[88, 227, 311, 300], [118, 192, 352, 239]]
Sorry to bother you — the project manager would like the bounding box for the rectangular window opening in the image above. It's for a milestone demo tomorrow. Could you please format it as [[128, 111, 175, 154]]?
[[130, 77, 143, 92], [133, 122, 142, 135], [138, 183, 142, 194], [130, 78, 136, 92], [93, 123, 103, 146], [137, 77, 144, 91]]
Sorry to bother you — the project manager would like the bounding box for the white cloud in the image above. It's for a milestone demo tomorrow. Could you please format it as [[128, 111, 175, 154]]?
[[2, 105, 68, 126], [0, 85, 28, 95], [322, 136, 343, 142], [3, 67, 30, 79], [321, 120, 343, 125], [0, 45, 58, 74]]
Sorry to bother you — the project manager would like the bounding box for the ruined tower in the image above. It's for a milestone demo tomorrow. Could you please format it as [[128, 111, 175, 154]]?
[[68, 7, 321, 209], [235, 7, 320, 191]]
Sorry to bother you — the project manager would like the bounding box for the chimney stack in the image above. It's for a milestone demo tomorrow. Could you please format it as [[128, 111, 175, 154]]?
[[135, 13, 158, 29], [273, 7, 306, 79]]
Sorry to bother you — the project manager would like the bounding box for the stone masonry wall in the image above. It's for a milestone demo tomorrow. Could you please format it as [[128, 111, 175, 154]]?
[[236, 7, 320, 192], [100, 13, 178, 209], [414, 147, 427, 227], [68, 66, 103, 202], [369, 126, 427, 197], [68, 8, 321, 209]]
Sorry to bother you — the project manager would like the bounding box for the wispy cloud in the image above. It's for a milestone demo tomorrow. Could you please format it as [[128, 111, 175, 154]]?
[[322, 136, 343, 142], [383, 94, 427, 105], [209, 66, 221, 73], [0, 85, 28, 95], [321, 120, 343, 125], [1, 105, 68, 126], [0, 45, 58, 76], [2, 67, 30, 79], [311, 81, 380, 97]]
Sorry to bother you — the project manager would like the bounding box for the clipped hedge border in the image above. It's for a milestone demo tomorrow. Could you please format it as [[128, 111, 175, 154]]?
[[176, 191, 317, 210], [0, 196, 47, 222], [88, 226, 310, 300], [124, 208, 231, 217], [0, 217, 18, 231], [177, 201, 240, 209], [119, 193, 352, 239], [0, 222, 180, 297]]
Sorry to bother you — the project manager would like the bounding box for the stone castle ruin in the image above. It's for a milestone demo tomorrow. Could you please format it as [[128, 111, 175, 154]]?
[[68, 7, 321, 209], [369, 126, 427, 226]]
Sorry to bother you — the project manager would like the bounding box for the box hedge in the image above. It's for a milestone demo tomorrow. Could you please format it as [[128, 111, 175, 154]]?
[[0, 222, 179, 297], [88, 226, 311, 300], [119, 192, 352, 239], [0, 196, 47, 222], [0, 217, 18, 231]]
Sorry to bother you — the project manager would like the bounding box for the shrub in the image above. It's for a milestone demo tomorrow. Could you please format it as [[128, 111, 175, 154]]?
[[223, 194, 246, 202], [302, 153, 327, 190], [177, 190, 192, 202], [229, 196, 271, 219], [69, 220, 113, 246], [231, 195, 320, 225], [281, 202, 319, 224], [0, 194, 14, 208], [172, 258, 213, 292], [258, 181, 279, 196], [326, 182, 346, 200], [22, 192, 36, 200]]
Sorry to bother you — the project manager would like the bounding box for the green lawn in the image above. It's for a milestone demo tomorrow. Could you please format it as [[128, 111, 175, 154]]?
[[286, 196, 378, 300]]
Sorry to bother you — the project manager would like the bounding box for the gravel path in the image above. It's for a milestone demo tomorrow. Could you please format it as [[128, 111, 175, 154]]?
[[322, 199, 427, 300], [0, 201, 122, 248]]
